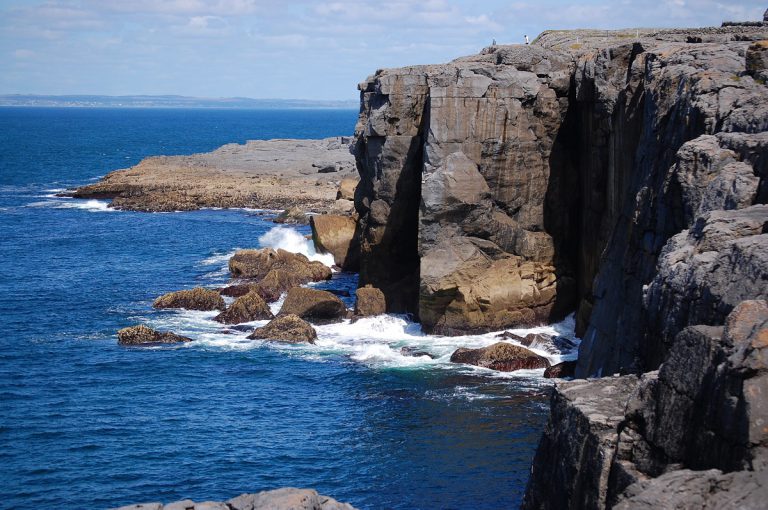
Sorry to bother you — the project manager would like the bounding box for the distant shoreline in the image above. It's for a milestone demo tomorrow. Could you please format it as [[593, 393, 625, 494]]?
[[0, 94, 359, 109]]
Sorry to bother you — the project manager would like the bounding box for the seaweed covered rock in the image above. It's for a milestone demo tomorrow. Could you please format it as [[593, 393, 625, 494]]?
[[153, 287, 225, 311]]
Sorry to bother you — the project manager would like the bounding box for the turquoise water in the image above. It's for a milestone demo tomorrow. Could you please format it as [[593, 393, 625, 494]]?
[[0, 107, 554, 509]]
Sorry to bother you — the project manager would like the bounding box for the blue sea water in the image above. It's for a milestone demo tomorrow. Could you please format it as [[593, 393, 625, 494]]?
[[0, 107, 562, 510]]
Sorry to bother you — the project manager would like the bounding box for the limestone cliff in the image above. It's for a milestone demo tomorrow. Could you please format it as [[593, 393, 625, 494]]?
[[351, 19, 768, 510]]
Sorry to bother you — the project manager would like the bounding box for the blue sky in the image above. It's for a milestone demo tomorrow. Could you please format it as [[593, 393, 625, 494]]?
[[0, 0, 765, 100]]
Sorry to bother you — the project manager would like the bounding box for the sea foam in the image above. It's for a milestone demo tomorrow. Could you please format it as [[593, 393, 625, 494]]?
[[258, 226, 335, 267]]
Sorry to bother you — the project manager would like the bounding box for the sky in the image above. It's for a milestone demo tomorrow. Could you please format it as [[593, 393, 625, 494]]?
[[0, 0, 765, 100]]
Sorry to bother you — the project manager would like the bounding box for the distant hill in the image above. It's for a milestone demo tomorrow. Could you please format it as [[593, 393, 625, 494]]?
[[0, 94, 359, 109]]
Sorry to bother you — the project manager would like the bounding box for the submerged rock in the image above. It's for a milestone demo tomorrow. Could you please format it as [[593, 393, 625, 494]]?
[[278, 287, 347, 323], [229, 248, 331, 282], [248, 314, 317, 344], [110, 487, 357, 510], [400, 346, 436, 359], [450, 342, 550, 371], [117, 325, 192, 346], [214, 291, 273, 324], [354, 286, 386, 317], [152, 287, 225, 311]]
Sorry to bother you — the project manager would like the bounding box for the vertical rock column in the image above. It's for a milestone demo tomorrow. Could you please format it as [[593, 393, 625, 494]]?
[[353, 69, 429, 313]]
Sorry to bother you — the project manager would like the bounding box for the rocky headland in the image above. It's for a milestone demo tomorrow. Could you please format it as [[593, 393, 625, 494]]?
[[68, 137, 357, 213], [347, 15, 768, 510], [103, 10, 768, 510]]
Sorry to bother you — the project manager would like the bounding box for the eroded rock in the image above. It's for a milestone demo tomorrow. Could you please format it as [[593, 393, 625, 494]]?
[[229, 248, 331, 282], [450, 342, 550, 371], [278, 287, 347, 323], [309, 214, 359, 270], [354, 286, 386, 317], [117, 325, 192, 346], [153, 287, 225, 311], [248, 314, 317, 344], [214, 291, 274, 325]]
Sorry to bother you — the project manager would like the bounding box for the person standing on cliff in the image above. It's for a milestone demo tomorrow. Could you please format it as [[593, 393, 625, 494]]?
[[525, 34, 529, 44]]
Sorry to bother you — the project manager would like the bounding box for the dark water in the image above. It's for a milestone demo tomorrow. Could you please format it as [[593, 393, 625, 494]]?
[[0, 108, 551, 509]]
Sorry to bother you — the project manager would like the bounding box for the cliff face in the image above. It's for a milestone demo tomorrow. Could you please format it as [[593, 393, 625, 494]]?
[[354, 46, 578, 332], [352, 23, 768, 510]]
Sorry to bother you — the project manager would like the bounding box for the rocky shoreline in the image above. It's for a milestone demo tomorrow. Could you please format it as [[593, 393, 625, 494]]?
[[111, 488, 356, 510], [89, 11, 768, 510], [66, 137, 357, 213]]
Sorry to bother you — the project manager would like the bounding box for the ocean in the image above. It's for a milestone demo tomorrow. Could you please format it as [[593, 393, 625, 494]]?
[[0, 107, 571, 509]]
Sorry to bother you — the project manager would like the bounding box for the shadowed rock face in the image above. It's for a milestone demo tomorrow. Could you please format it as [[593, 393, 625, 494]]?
[[522, 300, 768, 509]]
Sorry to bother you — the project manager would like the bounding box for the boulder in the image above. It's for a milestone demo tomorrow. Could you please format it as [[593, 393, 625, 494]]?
[[278, 287, 347, 323], [544, 360, 577, 378], [253, 268, 303, 302], [746, 40, 768, 79], [309, 214, 359, 270], [248, 314, 317, 344], [420, 237, 559, 334], [450, 342, 550, 371], [117, 325, 192, 346], [214, 291, 273, 324], [219, 283, 258, 298], [152, 287, 225, 311], [229, 248, 331, 281], [354, 286, 386, 316], [274, 206, 308, 224], [336, 177, 359, 201]]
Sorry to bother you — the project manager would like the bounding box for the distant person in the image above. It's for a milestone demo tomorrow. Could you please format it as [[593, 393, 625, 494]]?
[[492, 38, 497, 46], [525, 35, 529, 45]]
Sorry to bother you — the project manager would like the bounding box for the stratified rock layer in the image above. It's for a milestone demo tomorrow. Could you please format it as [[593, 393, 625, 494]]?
[[354, 45, 575, 331]]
